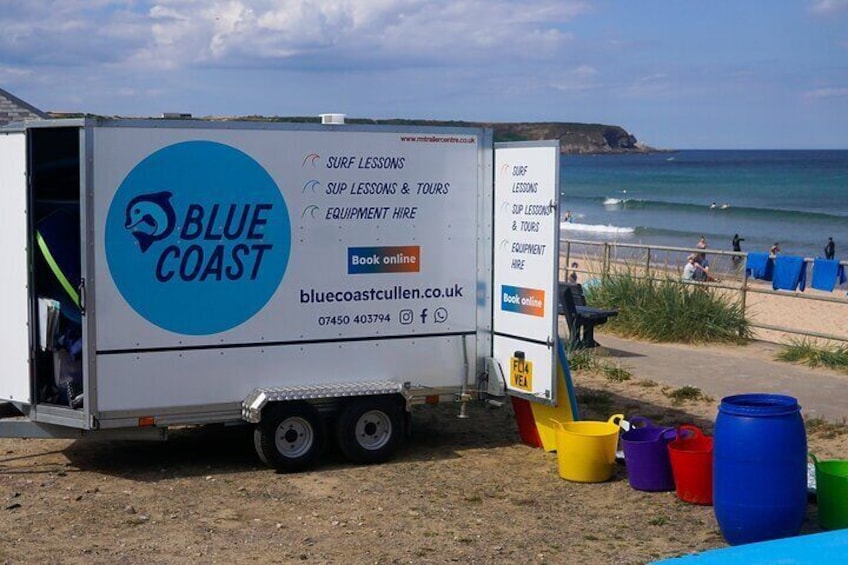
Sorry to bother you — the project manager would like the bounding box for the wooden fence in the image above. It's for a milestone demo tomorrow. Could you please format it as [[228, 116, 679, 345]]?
[[561, 239, 848, 344]]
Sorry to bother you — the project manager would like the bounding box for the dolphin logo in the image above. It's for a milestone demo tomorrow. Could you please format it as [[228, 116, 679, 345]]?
[[124, 191, 176, 252]]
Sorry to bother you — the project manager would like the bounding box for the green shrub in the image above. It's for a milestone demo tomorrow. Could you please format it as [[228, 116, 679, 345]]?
[[584, 272, 750, 343]]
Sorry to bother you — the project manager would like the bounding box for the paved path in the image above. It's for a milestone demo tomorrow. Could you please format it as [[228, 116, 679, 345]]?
[[589, 333, 848, 422]]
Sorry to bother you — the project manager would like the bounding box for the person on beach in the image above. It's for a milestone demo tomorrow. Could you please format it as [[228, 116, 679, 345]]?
[[564, 210, 573, 223], [695, 253, 715, 281], [683, 254, 711, 282], [825, 237, 835, 260], [770, 242, 781, 257], [697, 236, 707, 250]]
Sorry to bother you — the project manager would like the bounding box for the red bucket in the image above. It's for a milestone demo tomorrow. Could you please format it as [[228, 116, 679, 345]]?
[[667, 424, 714, 505]]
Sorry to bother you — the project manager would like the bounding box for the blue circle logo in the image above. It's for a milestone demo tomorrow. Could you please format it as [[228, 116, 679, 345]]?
[[106, 141, 291, 335]]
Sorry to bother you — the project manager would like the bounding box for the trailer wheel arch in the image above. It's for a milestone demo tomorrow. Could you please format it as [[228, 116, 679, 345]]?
[[253, 401, 325, 472], [335, 395, 405, 465]]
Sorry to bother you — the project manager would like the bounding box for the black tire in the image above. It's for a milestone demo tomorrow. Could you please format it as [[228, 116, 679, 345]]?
[[253, 402, 324, 472], [335, 396, 404, 464]]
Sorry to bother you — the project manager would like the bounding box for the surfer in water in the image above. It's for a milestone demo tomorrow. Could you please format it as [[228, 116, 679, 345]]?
[[732, 234, 744, 252], [564, 209, 573, 223], [732, 233, 744, 266], [825, 237, 835, 260]]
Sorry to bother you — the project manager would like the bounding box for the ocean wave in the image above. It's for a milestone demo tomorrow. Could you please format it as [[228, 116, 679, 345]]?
[[561, 222, 635, 234], [576, 195, 848, 221], [602, 197, 638, 206]]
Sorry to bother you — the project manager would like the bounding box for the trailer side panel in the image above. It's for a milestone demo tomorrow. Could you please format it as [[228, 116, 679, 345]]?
[[88, 123, 486, 415]]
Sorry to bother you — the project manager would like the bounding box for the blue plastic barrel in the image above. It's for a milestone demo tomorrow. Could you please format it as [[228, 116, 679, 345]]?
[[713, 394, 807, 545]]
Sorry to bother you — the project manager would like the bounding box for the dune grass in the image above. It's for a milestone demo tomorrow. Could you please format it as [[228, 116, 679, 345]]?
[[584, 272, 750, 344], [777, 339, 848, 373]]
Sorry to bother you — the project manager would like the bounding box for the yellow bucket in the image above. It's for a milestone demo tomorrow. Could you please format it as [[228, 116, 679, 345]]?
[[552, 414, 624, 483]]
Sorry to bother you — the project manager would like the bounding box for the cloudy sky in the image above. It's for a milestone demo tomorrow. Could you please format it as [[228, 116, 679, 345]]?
[[2, 0, 847, 148]]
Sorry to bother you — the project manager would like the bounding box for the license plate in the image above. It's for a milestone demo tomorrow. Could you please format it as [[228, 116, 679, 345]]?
[[510, 356, 533, 392]]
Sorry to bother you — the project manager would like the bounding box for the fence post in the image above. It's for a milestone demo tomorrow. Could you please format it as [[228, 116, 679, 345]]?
[[602, 243, 611, 280], [645, 248, 652, 279], [740, 260, 749, 337]]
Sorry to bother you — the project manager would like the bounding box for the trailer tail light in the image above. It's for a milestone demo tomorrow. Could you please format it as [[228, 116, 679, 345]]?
[[138, 416, 155, 427]]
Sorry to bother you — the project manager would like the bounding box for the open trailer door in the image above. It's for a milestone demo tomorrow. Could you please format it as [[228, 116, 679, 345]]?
[[493, 140, 578, 451], [0, 131, 31, 406]]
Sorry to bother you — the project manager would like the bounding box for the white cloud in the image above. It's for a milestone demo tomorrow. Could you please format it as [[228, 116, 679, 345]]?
[[549, 65, 603, 94], [574, 65, 598, 77], [620, 73, 673, 98], [809, 0, 848, 15], [0, 1, 587, 71], [0, 2, 152, 66], [0, 66, 33, 83], [804, 87, 848, 99]]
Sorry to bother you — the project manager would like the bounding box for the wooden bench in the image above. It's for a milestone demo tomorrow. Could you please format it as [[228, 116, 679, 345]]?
[[559, 282, 618, 348]]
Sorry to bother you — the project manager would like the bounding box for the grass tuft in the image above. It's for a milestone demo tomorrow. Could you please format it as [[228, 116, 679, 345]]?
[[649, 516, 670, 526], [566, 348, 597, 372], [635, 379, 659, 388], [777, 340, 848, 373], [663, 386, 712, 406], [565, 348, 632, 383], [584, 272, 750, 344], [805, 416, 848, 439], [601, 364, 632, 383]]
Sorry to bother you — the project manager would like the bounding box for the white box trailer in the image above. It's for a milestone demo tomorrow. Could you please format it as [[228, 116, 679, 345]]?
[[0, 118, 565, 471]]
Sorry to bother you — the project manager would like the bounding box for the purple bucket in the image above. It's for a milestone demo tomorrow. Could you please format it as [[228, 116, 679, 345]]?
[[621, 417, 676, 492]]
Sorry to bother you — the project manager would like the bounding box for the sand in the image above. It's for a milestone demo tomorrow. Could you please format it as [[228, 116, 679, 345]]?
[[1, 354, 845, 564]]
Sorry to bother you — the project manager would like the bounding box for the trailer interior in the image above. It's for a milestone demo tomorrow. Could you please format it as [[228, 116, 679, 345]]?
[[28, 126, 84, 410]]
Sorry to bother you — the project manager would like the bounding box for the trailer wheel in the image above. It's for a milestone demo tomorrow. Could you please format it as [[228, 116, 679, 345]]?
[[336, 396, 404, 464], [254, 402, 324, 472]]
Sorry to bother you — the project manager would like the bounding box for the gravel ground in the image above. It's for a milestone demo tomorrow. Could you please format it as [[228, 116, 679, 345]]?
[[0, 365, 843, 565]]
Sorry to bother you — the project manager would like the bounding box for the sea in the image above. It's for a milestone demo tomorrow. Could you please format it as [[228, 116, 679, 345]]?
[[559, 150, 848, 261]]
